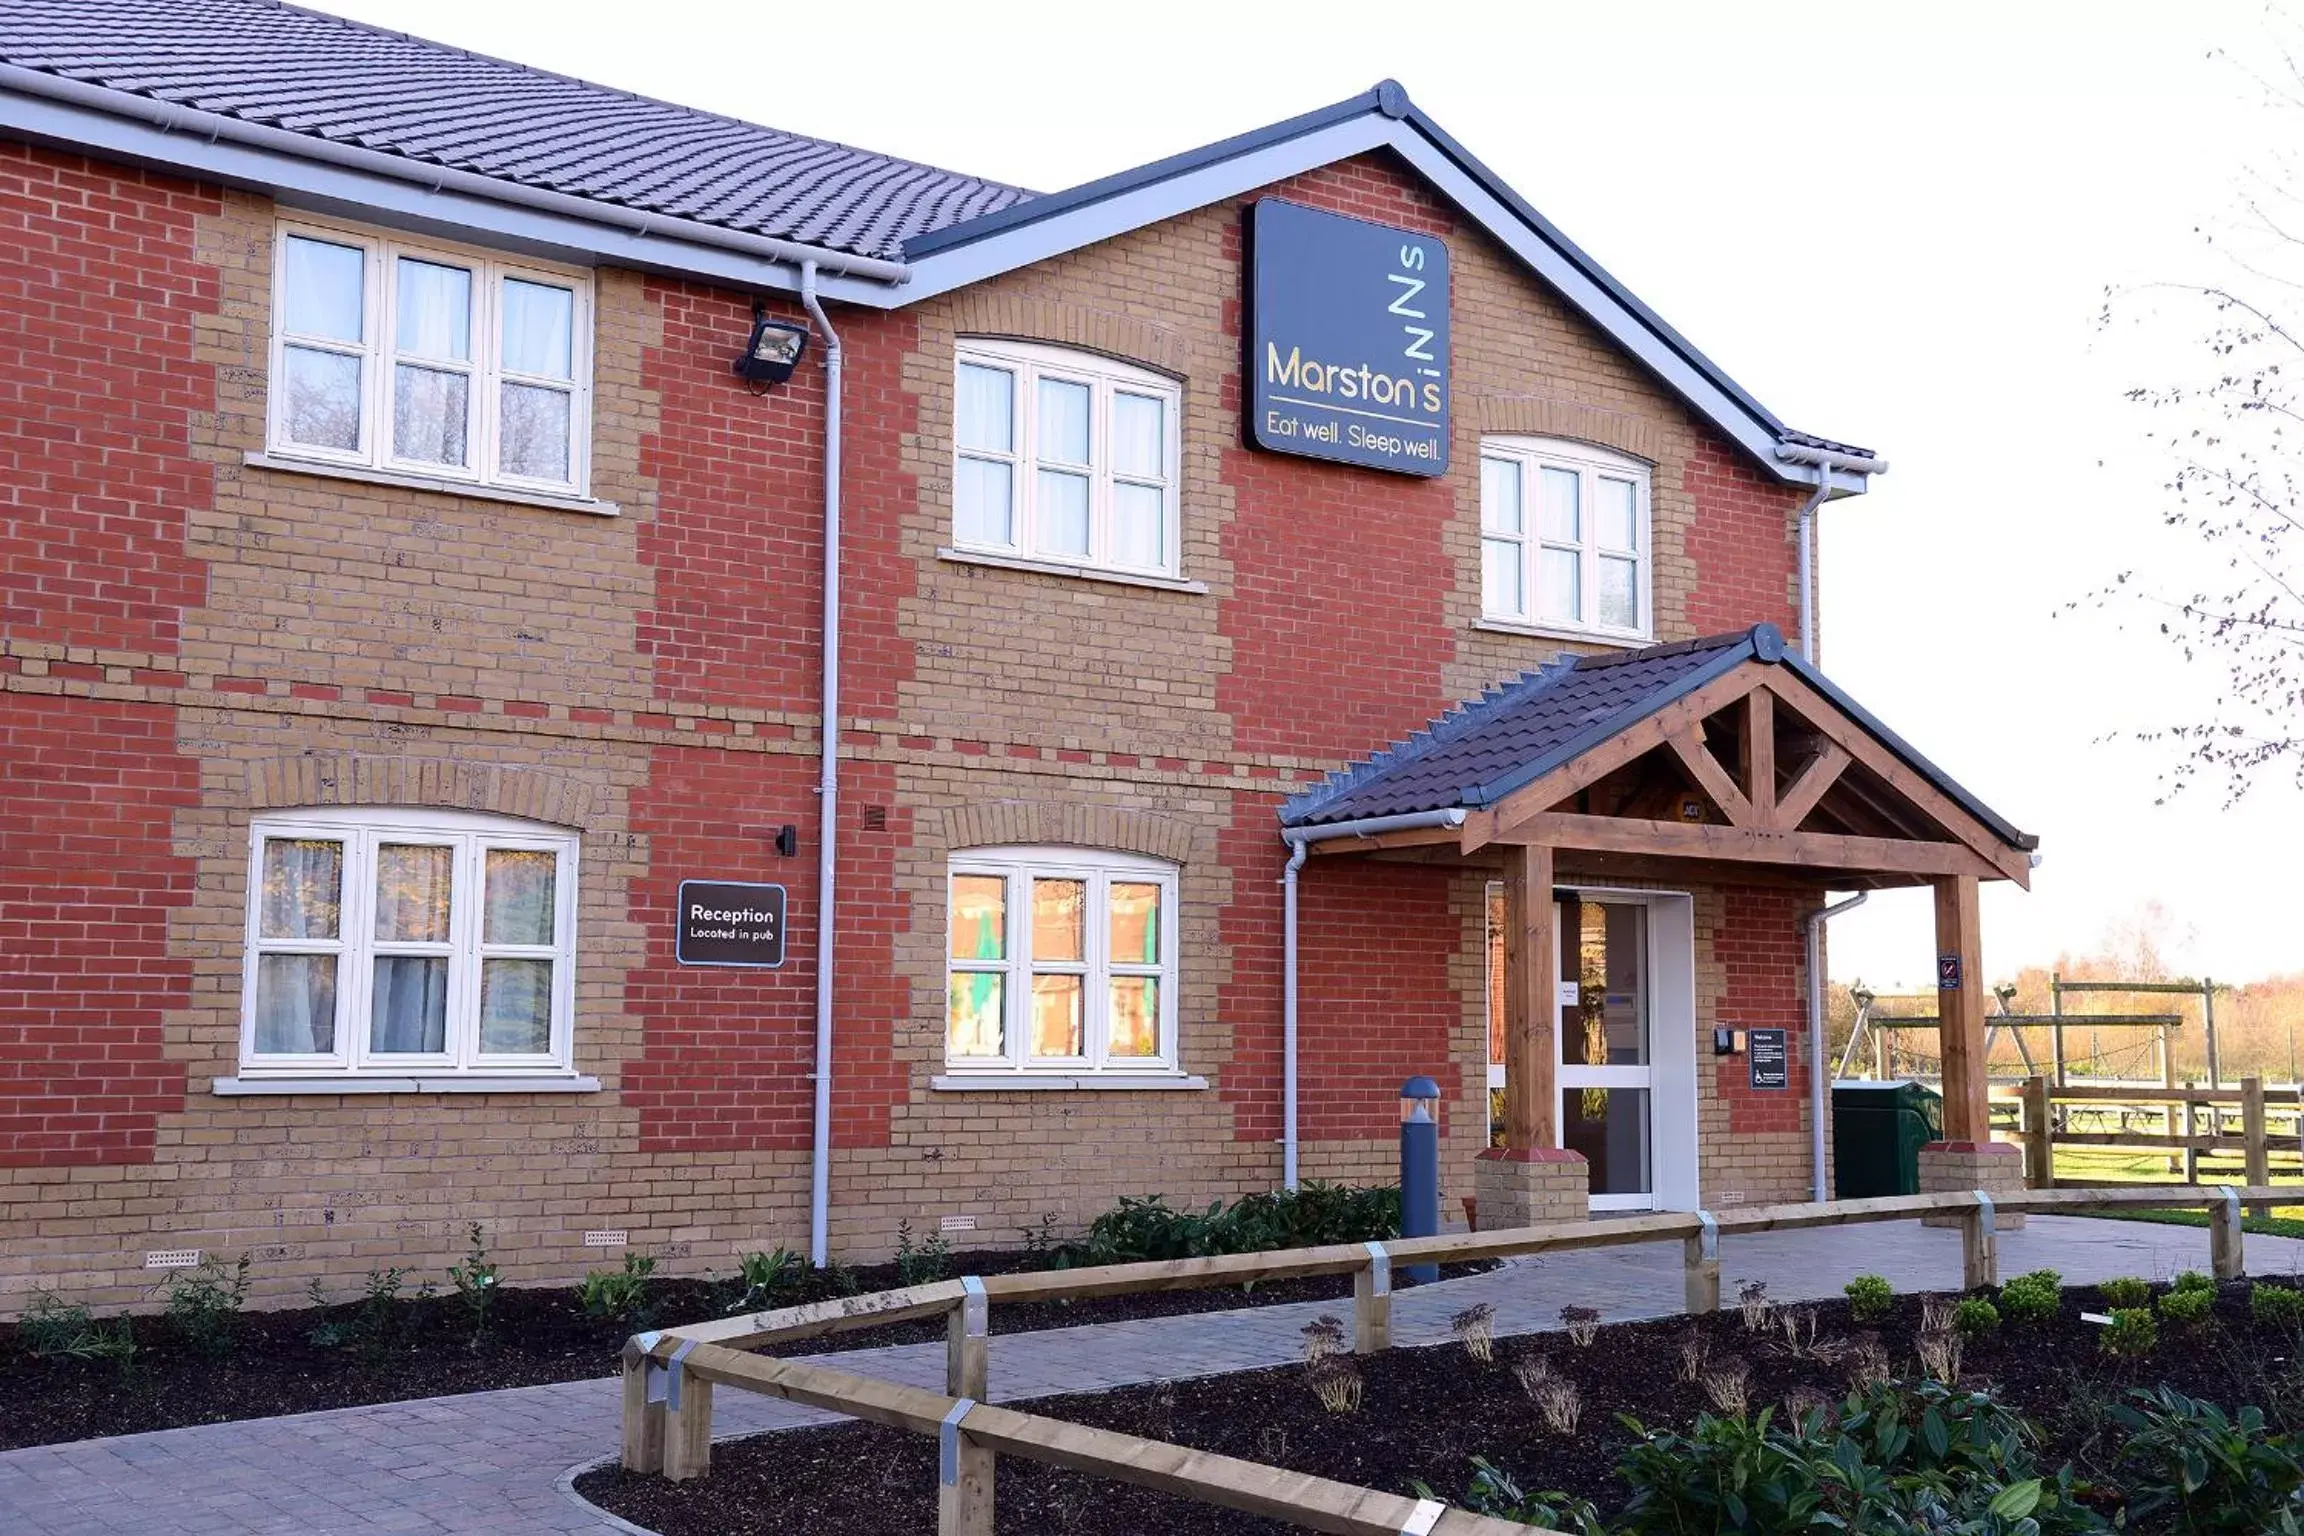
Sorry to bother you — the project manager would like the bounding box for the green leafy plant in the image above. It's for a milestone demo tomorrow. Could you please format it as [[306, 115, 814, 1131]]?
[[2159, 1283, 2215, 1333], [577, 1253, 658, 1328], [1954, 1296, 2002, 1336], [2172, 1268, 2216, 1296], [2100, 1275, 2153, 1310], [303, 1276, 347, 1348], [1844, 1273, 1894, 1323], [2254, 1281, 2304, 1328], [346, 1266, 425, 1361], [17, 1292, 137, 1363], [895, 1221, 951, 1286], [723, 1247, 803, 1315], [1415, 1458, 1606, 1536], [1020, 1213, 1062, 1269], [2102, 1306, 2159, 1359], [446, 1223, 499, 1346], [2114, 1383, 2304, 1534], [1074, 1183, 1400, 1266], [1999, 1268, 2062, 1324], [162, 1253, 252, 1358]]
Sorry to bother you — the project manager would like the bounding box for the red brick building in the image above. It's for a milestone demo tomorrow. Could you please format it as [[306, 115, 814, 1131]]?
[[0, 1, 2035, 1309]]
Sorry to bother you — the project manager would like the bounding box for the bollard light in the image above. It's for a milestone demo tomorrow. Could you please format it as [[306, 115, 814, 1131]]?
[[1399, 1075, 1442, 1284]]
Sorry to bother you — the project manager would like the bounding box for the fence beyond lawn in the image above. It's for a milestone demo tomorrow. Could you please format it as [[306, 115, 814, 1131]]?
[[2000, 1075, 2304, 1204], [616, 1184, 2280, 1534]]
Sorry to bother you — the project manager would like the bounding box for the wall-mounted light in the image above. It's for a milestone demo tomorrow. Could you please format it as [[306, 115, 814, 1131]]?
[[733, 304, 810, 390]]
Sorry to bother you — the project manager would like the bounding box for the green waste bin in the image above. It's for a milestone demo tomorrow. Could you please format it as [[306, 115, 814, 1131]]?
[[1832, 1080, 1941, 1198]]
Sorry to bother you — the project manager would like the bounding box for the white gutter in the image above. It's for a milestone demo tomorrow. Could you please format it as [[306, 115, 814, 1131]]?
[[1804, 890, 1869, 1200], [1277, 809, 1468, 1189], [0, 65, 912, 286], [798, 263, 844, 1268], [1775, 444, 1889, 663]]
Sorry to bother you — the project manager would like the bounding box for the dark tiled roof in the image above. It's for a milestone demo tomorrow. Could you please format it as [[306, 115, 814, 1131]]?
[[1781, 427, 1880, 459], [1283, 631, 1758, 827], [1282, 623, 2033, 852], [0, 0, 1031, 260]]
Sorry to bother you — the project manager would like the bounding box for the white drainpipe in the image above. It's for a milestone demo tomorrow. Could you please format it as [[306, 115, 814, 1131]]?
[[798, 263, 843, 1268], [1804, 890, 1869, 1200], [1775, 444, 1888, 663], [1278, 809, 1468, 1189]]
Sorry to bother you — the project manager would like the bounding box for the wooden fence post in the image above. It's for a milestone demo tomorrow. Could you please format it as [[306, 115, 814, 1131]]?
[[2210, 1187, 2245, 1281], [1683, 1211, 1720, 1313], [937, 1403, 994, 1536], [1352, 1243, 1392, 1354], [1961, 1191, 1999, 1291], [2243, 1078, 2271, 1204], [947, 1277, 989, 1400], [660, 1342, 715, 1482], [2021, 1075, 2052, 1189], [619, 1340, 665, 1474]]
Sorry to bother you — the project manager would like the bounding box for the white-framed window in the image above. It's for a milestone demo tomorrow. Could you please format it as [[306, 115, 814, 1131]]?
[[945, 846, 1180, 1074], [238, 809, 580, 1079], [268, 218, 594, 497], [1480, 437, 1651, 640], [952, 339, 1183, 577]]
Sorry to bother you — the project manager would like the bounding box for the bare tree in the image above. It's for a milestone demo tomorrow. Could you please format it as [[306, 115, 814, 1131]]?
[[2091, 33, 2304, 802]]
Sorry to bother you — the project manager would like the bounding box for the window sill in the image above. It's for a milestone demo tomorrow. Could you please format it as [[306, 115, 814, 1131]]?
[[212, 1074, 602, 1096], [937, 547, 1208, 595], [244, 452, 619, 518], [930, 1073, 1209, 1093], [1472, 617, 1649, 650]]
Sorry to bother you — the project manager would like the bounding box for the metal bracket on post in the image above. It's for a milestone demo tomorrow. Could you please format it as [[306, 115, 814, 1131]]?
[[938, 1398, 978, 1487], [2219, 1185, 2241, 1231], [1972, 1190, 1995, 1242], [960, 1274, 987, 1333], [664, 1337, 699, 1412], [1962, 1189, 1998, 1291], [636, 1330, 667, 1403], [1695, 1209, 1719, 1262], [2212, 1184, 2246, 1280], [1400, 1496, 1446, 1535], [1364, 1240, 1392, 1298]]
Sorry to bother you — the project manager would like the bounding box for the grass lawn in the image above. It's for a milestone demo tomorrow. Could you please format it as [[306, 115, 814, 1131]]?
[[2051, 1143, 2304, 1225]]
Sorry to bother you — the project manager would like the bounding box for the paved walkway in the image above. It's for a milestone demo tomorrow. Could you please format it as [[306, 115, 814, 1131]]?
[[3, 1216, 2296, 1536]]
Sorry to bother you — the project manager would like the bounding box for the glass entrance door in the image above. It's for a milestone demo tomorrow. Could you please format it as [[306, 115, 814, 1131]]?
[[1558, 899, 1653, 1210]]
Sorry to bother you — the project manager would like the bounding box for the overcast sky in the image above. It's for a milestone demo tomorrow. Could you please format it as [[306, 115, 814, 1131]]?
[[320, 0, 2303, 990]]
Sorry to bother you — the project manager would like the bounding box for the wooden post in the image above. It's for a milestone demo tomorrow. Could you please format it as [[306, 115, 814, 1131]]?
[[2204, 977, 2221, 1090], [1961, 1194, 1999, 1291], [2244, 1076, 2271, 1200], [1873, 1025, 1888, 1081], [1683, 1215, 1720, 1313], [661, 1367, 715, 1482], [2048, 973, 2067, 1088], [1500, 842, 1558, 1153], [1352, 1247, 1392, 1354], [946, 1281, 989, 1401], [1932, 876, 1989, 1145], [2020, 1075, 2052, 1189], [619, 1346, 665, 1474], [2183, 1089, 2200, 1184], [937, 1419, 995, 1536], [2162, 1023, 2183, 1177], [2210, 1189, 2245, 1281]]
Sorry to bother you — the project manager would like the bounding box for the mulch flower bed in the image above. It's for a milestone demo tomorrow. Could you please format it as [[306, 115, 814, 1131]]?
[[578, 1279, 2304, 1535], [0, 1253, 1486, 1451]]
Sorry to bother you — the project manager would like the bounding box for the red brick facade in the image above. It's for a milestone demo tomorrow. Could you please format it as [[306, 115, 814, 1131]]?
[[0, 127, 1832, 1308]]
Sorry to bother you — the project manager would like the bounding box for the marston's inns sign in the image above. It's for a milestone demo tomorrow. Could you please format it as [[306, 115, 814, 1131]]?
[[1246, 197, 1452, 477]]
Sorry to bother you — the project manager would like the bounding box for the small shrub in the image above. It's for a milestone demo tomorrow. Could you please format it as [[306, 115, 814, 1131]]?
[[1953, 1296, 2001, 1336], [1774, 1306, 1844, 1362], [577, 1253, 658, 1328], [1781, 1386, 1831, 1427], [1916, 1325, 1964, 1384], [1674, 1326, 1708, 1384], [895, 1220, 951, 1286], [303, 1277, 347, 1349], [1299, 1314, 1345, 1365], [1558, 1304, 1599, 1346], [1512, 1352, 1556, 1398], [2253, 1281, 2304, 1328], [1700, 1357, 1750, 1415], [162, 1253, 252, 1358], [1533, 1377, 1581, 1435], [2171, 1268, 2215, 1296], [446, 1224, 498, 1346], [347, 1266, 428, 1360], [1416, 1459, 1606, 1536], [1450, 1302, 1496, 1363], [1020, 1213, 1062, 1268], [18, 1292, 136, 1363], [2115, 1383, 2304, 1533], [2102, 1306, 2158, 1358], [2100, 1275, 2153, 1310], [1736, 1279, 1771, 1331], [1076, 1183, 1400, 1265], [1999, 1267, 2061, 1324], [1306, 1356, 1362, 1414], [723, 1247, 803, 1315], [1919, 1293, 1958, 1333], [2157, 1283, 2214, 1333], [1848, 1335, 1891, 1389], [1843, 1273, 1894, 1323]]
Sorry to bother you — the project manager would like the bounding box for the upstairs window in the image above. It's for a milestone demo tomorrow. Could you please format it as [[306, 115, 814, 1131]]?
[[239, 810, 579, 1078], [269, 219, 593, 497], [1480, 438, 1651, 641], [946, 847, 1180, 1075], [952, 340, 1182, 578]]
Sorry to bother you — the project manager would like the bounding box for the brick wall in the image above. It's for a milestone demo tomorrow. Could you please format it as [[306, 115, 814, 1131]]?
[[0, 135, 1834, 1308]]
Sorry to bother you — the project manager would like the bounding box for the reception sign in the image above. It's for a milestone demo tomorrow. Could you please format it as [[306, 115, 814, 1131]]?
[[676, 880, 786, 967], [1246, 198, 1452, 476]]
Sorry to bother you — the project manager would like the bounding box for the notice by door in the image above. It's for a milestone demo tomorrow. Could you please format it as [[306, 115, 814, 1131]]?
[[1747, 1027, 1790, 1091]]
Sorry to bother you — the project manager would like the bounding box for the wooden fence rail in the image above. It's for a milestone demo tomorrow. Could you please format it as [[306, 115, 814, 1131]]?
[[618, 1183, 2280, 1532], [2006, 1075, 2293, 1196]]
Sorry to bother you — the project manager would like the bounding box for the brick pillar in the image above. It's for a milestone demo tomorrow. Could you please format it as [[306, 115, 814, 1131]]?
[[1472, 1146, 1589, 1229], [1918, 1141, 2027, 1229]]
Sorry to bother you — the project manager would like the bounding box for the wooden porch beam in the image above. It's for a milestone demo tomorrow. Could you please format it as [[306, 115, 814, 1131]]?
[[1301, 824, 1463, 855], [1665, 728, 1756, 826], [1503, 811, 2005, 880], [1501, 843, 1558, 1151], [1935, 874, 1990, 1142], [1771, 742, 1850, 831], [1745, 687, 1777, 823]]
